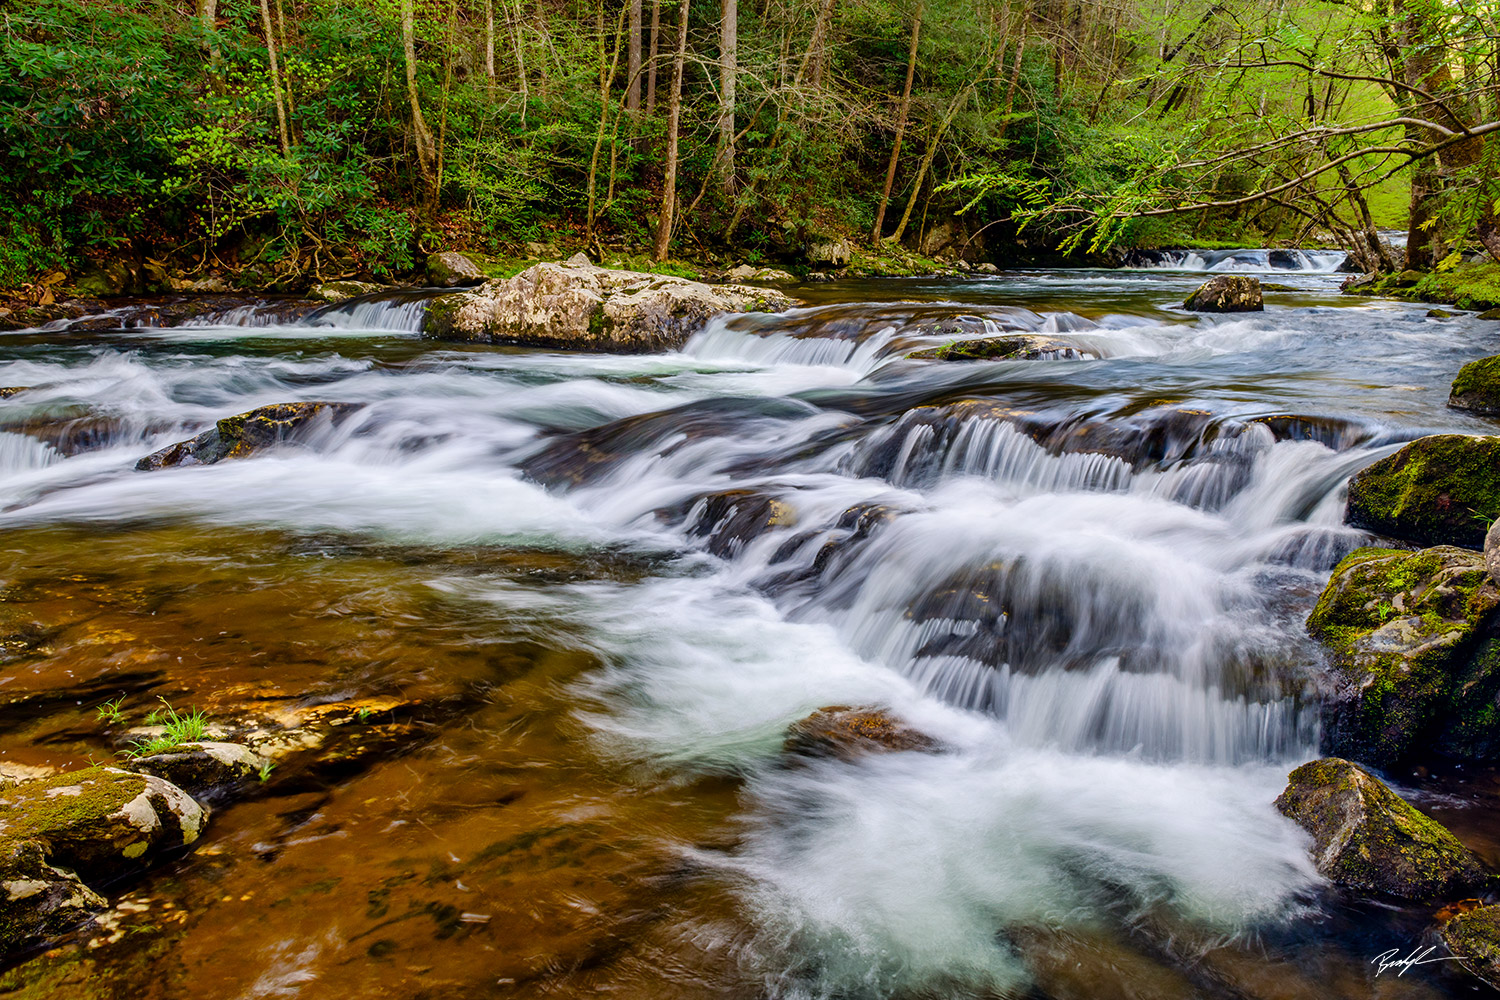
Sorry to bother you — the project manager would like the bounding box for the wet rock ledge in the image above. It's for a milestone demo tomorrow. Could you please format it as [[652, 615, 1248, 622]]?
[[422, 254, 796, 352]]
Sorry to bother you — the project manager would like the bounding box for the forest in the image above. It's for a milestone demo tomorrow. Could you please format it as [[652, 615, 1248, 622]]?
[[0, 0, 1497, 289]]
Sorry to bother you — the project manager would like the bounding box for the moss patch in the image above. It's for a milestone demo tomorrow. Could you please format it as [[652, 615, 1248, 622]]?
[[1443, 904, 1500, 990], [1345, 434, 1500, 549], [1276, 757, 1491, 901], [1307, 546, 1500, 765], [1450, 356, 1500, 416]]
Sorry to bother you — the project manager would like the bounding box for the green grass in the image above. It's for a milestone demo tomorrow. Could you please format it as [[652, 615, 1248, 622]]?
[[126, 698, 211, 758], [95, 696, 125, 725], [1411, 261, 1500, 311]]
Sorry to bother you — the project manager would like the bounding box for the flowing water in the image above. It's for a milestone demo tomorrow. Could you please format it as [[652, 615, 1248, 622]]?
[[2, 258, 1499, 1000]]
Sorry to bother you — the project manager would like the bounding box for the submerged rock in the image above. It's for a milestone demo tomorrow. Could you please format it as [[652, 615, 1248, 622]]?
[[1449, 356, 1500, 415], [135, 401, 363, 470], [426, 251, 487, 287], [906, 335, 1094, 361], [1274, 758, 1490, 901], [1183, 275, 1264, 312], [423, 259, 794, 352], [1308, 545, 1500, 765], [1443, 903, 1500, 990], [1345, 434, 1500, 549], [783, 706, 940, 760], [0, 840, 105, 956]]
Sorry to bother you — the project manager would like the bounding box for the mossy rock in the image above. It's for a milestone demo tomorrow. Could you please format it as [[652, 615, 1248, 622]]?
[[0, 766, 207, 956], [126, 742, 267, 804], [135, 401, 364, 470], [1345, 434, 1500, 549], [1442, 903, 1500, 990], [1481, 309, 1500, 321], [1449, 357, 1500, 416], [907, 335, 1093, 362], [1183, 275, 1263, 312], [1275, 758, 1491, 901], [1307, 546, 1500, 765], [784, 706, 941, 760]]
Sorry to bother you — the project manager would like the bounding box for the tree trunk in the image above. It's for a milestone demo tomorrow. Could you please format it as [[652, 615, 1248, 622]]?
[[588, 1, 629, 237], [646, 0, 661, 114], [873, 0, 922, 239], [485, 0, 496, 87], [198, 0, 220, 68], [997, 31, 1026, 143], [718, 0, 738, 193], [653, 0, 691, 261], [510, 0, 530, 117], [799, 0, 837, 87], [890, 89, 964, 244], [401, 0, 440, 204], [259, 0, 290, 157], [627, 0, 643, 111]]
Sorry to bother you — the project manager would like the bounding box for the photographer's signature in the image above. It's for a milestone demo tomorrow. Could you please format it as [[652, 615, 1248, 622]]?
[[1371, 945, 1464, 977]]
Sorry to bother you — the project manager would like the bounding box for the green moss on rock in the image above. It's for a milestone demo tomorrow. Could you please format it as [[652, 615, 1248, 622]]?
[[1345, 434, 1500, 549], [1449, 356, 1500, 416], [1307, 545, 1500, 765], [1443, 904, 1500, 990], [135, 402, 364, 471], [1275, 757, 1492, 901]]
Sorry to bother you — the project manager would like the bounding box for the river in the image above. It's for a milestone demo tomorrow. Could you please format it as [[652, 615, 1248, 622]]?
[[2, 252, 1497, 999]]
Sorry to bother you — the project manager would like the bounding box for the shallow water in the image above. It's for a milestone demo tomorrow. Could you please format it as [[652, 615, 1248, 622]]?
[[2, 262, 1498, 999]]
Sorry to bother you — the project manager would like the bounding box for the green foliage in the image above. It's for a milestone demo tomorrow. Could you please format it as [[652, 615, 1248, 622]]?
[[95, 697, 126, 726], [128, 698, 212, 757]]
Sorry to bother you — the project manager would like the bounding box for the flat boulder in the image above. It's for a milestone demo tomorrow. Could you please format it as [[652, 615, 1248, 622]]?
[[308, 280, 386, 304], [1274, 758, 1491, 902], [426, 251, 487, 287], [1450, 356, 1500, 415], [907, 335, 1095, 361], [1443, 903, 1500, 990], [136, 401, 363, 470], [1183, 275, 1264, 312], [784, 706, 940, 760], [1307, 545, 1500, 765], [126, 742, 268, 804], [1345, 434, 1500, 548], [423, 258, 794, 353], [726, 264, 796, 283]]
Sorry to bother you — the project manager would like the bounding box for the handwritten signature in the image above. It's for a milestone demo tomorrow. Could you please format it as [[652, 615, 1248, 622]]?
[[1372, 946, 1464, 977]]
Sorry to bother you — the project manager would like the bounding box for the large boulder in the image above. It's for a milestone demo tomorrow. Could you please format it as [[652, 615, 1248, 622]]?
[[784, 706, 940, 761], [1450, 356, 1500, 415], [806, 239, 853, 269], [136, 401, 364, 470], [423, 259, 794, 353], [0, 766, 208, 956], [1345, 434, 1500, 549], [1443, 904, 1500, 990], [1274, 758, 1491, 902], [726, 264, 796, 283], [1183, 275, 1264, 312], [426, 251, 487, 287], [1307, 546, 1500, 765]]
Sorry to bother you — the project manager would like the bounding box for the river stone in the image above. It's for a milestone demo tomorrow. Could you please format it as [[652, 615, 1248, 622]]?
[[1487, 519, 1500, 587], [806, 239, 853, 268], [1480, 309, 1500, 321], [1274, 758, 1491, 902], [906, 335, 1094, 361], [426, 251, 487, 287], [135, 401, 364, 470], [784, 706, 940, 760], [726, 264, 795, 283], [308, 280, 385, 304], [1182, 275, 1264, 312], [1443, 904, 1500, 990], [0, 766, 205, 880], [1345, 434, 1500, 549], [1307, 545, 1500, 766], [126, 742, 267, 804], [0, 840, 106, 956], [1449, 356, 1500, 415], [422, 259, 795, 353]]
